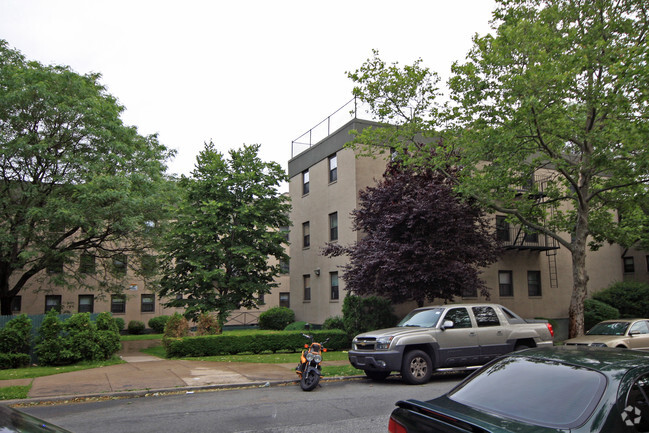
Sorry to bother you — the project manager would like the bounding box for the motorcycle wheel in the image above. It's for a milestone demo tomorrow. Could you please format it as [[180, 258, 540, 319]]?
[[300, 369, 320, 391]]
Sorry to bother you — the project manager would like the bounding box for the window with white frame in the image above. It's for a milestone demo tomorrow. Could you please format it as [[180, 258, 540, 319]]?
[[328, 154, 337, 183]]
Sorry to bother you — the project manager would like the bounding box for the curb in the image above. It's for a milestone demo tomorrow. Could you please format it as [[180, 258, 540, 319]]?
[[5, 375, 365, 407]]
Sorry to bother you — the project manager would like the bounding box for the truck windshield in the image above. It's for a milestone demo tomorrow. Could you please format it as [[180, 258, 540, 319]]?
[[398, 308, 444, 328]]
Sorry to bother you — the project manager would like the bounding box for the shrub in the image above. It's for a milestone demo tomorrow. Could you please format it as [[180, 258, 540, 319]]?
[[148, 315, 171, 334], [342, 295, 398, 338], [593, 281, 649, 318], [164, 330, 349, 358], [258, 307, 295, 330], [584, 298, 620, 331], [0, 314, 32, 356], [164, 313, 189, 338], [35, 310, 77, 366], [284, 321, 308, 331], [196, 313, 220, 336], [163, 313, 189, 350], [0, 353, 30, 369], [127, 320, 146, 335], [96, 312, 119, 333], [114, 317, 125, 332], [322, 316, 345, 330], [35, 311, 121, 365]]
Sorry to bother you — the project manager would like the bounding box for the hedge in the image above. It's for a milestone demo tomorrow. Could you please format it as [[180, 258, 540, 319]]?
[[164, 330, 349, 358], [0, 353, 30, 369]]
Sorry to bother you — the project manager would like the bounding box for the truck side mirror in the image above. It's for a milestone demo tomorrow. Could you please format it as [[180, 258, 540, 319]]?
[[441, 320, 454, 330]]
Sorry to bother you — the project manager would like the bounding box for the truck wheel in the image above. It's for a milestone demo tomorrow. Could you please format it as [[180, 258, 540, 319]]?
[[365, 371, 390, 381], [401, 350, 432, 385]]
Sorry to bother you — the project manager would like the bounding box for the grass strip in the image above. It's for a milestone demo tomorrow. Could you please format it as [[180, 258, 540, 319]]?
[[0, 385, 31, 400], [0, 356, 125, 381]]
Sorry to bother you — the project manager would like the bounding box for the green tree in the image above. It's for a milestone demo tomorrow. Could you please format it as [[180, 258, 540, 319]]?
[[0, 40, 176, 315], [159, 142, 290, 330], [349, 1, 649, 337]]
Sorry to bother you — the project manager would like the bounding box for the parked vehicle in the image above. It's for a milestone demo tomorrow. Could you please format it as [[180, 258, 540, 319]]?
[[349, 303, 554, 384], [295, 333, 329, 391], [1, 404, 72, 433], [564, 319, 649, 349], [388, 346, 649, 432]]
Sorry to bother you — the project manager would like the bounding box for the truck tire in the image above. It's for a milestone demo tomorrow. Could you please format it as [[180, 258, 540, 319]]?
[[401, 350, 433, 385], [365, 370, 390, 381]]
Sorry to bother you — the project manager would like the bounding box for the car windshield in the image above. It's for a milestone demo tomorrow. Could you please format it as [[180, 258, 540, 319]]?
[[587, 321, 630, 336], [449, 356, 607, 429], [397, 308, 443, 328]]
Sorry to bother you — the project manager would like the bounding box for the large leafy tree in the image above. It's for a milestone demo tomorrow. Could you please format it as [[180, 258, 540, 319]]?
[[159, 143, 290, 329], [0, 41, 175, 315], [323, 162, 501, 306], [349, 0, 649, 337]]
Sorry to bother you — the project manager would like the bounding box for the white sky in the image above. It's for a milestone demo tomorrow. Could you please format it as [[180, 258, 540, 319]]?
[[0, 1, 496, 184]]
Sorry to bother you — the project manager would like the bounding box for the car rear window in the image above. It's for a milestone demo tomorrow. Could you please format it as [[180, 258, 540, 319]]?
[[449, 356, 607, 429]]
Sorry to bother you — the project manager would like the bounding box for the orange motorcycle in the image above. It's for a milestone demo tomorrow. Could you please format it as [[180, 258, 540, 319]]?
[[296, 333, 329, 391]]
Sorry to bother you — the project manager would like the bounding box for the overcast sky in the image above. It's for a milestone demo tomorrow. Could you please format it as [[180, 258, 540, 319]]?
[[0, 1, 496, 183]]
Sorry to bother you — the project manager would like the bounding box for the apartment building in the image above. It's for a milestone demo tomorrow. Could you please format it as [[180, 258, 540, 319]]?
[[287, 117, 642, 334], [8, 235, 290, 328]]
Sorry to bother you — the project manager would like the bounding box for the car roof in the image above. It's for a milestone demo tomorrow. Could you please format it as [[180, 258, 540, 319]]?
[[412, 303, 504, 311], [513, 345, 649, 373]]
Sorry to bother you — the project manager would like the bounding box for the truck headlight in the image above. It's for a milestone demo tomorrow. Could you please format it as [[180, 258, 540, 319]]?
[[590, 343, 608, 347], [376, 336, 394, 350]]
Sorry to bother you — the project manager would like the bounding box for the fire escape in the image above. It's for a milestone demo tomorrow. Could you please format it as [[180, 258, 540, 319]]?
[[496, 175, 560, 288]]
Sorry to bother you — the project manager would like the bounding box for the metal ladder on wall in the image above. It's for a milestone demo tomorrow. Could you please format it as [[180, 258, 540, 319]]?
[[538, 177, 559, 289]]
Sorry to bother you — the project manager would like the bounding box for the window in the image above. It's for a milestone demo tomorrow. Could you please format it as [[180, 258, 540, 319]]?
[[78, 295, 94, 313], [11, 296, 21, 312], [279, 292, 290, 308], [523, 231, 539, 243], [499, 271, 513, 297], [630, 321, 649, 335], [280, 226, 290, 242], [140, 255, 157, 277], [113, 254, 127, 276], [79, 253, 95, 274], [330, 272, 339, 300], [472, 306, 501, 327], [527, 271, 542, 297], [624, 256, 635, 273], [462, 287, 478, 298], [496, 216, 510, 242], [45, 295, 62, 313], [141, 294, 155, 313], [443, 308, 472, 328], [47, 258, 64, 274], [302, 170, 310, 195], [303, 275, 311, 301], [329, 212, 338, 241], [279, 259, 289, 274], [302, 222, 310, 248], [328, 154, 337, 183], [111, 295, 126, 314]]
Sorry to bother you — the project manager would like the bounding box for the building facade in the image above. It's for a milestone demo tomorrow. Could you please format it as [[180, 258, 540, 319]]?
[[287, 118, 645, 335], [8, 242, 290, 329]]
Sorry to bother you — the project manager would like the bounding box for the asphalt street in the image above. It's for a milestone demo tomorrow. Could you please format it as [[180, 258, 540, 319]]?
[[22, 374, 467, 433]]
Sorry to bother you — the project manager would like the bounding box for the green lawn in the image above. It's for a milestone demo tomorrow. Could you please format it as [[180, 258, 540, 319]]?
[[0, 356, 125, 381], [0, 385, 30, 400]]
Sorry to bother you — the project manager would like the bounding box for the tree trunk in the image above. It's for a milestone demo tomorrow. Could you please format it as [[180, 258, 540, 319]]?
[[568, 205, 590, 338], [0, 295, 12, 316]]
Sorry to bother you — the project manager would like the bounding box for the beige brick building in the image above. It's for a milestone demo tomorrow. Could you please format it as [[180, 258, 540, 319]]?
[[287, 117, 648, 338]]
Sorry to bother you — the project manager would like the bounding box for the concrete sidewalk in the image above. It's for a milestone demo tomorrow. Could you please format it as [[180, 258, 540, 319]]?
[[1, 340, 353, 405]]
